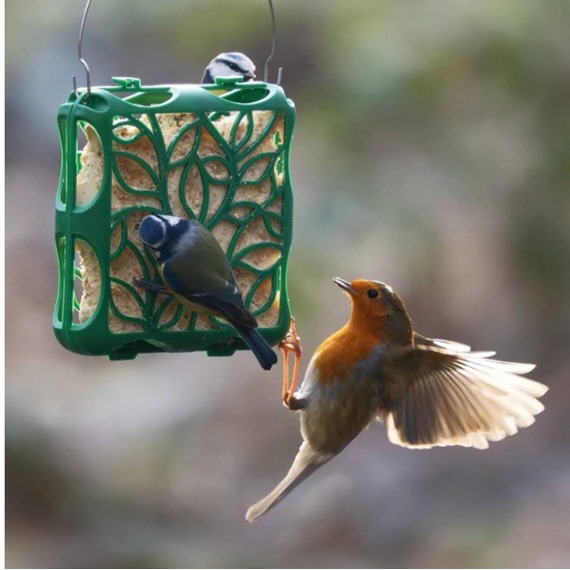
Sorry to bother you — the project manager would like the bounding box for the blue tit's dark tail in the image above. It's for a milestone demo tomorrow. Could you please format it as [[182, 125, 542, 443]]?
[[234, 324, 278, 371]]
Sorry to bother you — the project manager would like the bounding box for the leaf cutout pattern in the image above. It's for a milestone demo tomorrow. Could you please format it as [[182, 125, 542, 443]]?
[[239, 152, 279, 186], [230, 112, 254, 151], [91, 109, 290, 336], [114, 152, 160, 194], [109, 277, 146, 330], [110, 217, 128, 260], [154, 295, 185, 330], [202, 155, 232, 184], [233, 243, 283, 274], [246, 270, 280, 325], [178, 162, 203, 220], [261, 210, 284, 240], [168, 119, 201, 166], [227, 204, 257, 223], [236, 111, 280, 157]]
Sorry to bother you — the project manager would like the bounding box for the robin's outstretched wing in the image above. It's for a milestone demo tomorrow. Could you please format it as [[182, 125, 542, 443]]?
[[413, 333, 472, 354], [384, 345, 548, 450]]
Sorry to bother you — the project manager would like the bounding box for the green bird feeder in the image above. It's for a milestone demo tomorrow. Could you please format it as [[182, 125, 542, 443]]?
[[53, 3, 295, 361]]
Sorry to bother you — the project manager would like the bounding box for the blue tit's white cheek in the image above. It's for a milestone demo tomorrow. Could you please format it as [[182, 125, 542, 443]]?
[[160, 215, 184, 228], [208, 61, 234, 79]]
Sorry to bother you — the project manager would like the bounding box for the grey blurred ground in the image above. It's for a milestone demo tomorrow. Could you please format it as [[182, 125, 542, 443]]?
[[5, 0, 570, 568]]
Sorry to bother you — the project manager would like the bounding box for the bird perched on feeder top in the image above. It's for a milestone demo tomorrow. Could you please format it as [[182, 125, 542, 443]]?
[[245, 277, 548, 522], [201, 52, 256, 84], [136, 214, 277, 371]]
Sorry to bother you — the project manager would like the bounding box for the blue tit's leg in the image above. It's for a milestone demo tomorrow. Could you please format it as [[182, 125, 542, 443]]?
[[134, 279, 172, 296], [279, 317, 304, 409]]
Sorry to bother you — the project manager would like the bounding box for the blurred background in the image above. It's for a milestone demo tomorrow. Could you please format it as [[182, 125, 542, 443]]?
[[6, 0, 570, 567]]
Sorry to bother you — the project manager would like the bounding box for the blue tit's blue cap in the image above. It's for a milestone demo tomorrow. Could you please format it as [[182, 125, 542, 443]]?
[[222, 52, 252, 64], [139, 215, 167, 248], [213, 52, 255, 79]]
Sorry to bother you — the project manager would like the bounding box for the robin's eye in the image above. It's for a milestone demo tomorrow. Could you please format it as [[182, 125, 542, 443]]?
[[367, 289, 379, 299]]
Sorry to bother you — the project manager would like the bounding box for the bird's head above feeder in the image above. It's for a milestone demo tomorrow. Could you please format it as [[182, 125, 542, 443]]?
[[201, 52, 256, 84]]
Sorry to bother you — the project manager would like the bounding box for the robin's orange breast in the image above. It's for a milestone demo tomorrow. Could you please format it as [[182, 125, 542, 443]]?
[[313, 324, 388, 384]]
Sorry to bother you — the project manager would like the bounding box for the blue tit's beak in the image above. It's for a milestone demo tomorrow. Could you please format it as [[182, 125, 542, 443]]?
[[333, 277, 357, 295], [244, 70, 256, 80]]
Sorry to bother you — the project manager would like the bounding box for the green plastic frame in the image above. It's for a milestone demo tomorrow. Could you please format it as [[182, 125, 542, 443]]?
[[54, 76, 296, 360]]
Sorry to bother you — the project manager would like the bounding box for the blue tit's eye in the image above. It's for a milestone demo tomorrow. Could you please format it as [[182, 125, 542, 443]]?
[[367, 289, 379, 299]]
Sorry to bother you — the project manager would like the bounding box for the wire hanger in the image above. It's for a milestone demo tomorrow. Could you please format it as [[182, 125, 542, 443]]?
[[264, 0, 283, 84], [72, 0, 282, 98], [72, 0, 92, 99]]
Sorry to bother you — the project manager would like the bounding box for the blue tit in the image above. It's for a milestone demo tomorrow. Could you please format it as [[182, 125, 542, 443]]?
[[201, 52, 256, 84], [137, 214, 278, 371]]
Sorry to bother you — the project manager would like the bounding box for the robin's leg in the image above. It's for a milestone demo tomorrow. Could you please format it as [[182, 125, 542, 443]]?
[[281, 345, 290, 403], [134, 279, 172, 296], [279, 317, 304, 410]]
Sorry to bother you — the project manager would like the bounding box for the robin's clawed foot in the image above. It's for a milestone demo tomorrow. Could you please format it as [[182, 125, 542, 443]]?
[[279, 317, 303, 409]]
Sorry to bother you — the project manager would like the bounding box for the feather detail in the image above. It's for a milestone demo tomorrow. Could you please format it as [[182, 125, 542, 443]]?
[[245, 442, 333, 523], [414, 333, 471, 353], [385, 345, 547, 449]]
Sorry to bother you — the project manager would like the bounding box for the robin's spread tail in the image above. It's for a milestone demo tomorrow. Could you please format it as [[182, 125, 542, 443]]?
[[245, 442, 332, 523]]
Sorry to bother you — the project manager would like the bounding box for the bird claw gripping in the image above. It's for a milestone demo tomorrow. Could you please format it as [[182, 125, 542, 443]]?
[[279, 317, 303, 409]]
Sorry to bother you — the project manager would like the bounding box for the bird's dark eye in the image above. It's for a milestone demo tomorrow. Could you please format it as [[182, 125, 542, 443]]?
[[367, 289, 379, 299]]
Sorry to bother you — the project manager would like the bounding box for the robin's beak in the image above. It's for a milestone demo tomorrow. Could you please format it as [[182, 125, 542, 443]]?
[[333, 277, 357, 295]]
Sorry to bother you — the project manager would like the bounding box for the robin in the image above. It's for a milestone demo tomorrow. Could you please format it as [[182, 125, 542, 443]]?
[[246, 277, 548, 522]]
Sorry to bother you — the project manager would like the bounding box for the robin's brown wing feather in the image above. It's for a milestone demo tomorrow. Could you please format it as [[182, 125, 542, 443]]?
[[413, 333, 473, 354], [384, 346, 547, 449]]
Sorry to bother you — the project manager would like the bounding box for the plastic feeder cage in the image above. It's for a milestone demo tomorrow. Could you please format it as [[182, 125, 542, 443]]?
[[54, 76, 296, 360]]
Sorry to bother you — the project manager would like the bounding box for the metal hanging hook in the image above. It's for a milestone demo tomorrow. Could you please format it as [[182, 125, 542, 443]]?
[[72, 0, 282, 93], [264, 0, 283, 84], [72, 0, 93, 99]]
